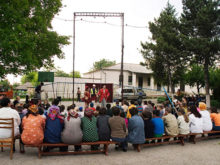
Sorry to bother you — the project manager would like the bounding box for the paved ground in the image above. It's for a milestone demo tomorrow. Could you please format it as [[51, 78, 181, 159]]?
[[1, 139, 220, 165]]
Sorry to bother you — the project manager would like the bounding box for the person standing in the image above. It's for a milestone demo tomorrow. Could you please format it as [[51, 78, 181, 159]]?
[[84, 86, 91, 108], [77, 87, 81, 102], [35, 82, 44, 100], [98, 85, 110, 108], [90, 84, 98, 102]]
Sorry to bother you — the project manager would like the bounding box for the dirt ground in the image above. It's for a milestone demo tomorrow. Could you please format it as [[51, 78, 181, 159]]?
[[1, 139, 220, 165]]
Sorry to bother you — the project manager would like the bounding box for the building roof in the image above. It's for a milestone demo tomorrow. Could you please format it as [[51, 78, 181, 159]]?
[[84, 63, 153, 74], [16, 82, 34, 90]]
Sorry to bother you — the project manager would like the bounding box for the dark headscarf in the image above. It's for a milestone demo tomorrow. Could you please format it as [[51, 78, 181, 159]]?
[[140, 110, 152, 120]]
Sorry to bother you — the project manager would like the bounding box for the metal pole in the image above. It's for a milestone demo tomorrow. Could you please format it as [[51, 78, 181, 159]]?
[[72, 13, 76, 104], [120, 13, 124, 101]]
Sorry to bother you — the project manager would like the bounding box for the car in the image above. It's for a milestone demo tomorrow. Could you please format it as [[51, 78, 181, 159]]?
[[113, 87, 147, 101]]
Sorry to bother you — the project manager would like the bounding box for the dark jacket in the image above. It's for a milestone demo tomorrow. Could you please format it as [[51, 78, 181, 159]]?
[[44, 116, 64, 143], [143, 119, 154, 138], [97, 115, 111, 141]]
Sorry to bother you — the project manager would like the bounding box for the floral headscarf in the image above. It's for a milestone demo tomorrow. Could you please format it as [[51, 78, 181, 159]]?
[[29, 105, 38, 114], [48, 105, 63, 120], [84, 108, 93, 119], [67, 109, 79, 121]]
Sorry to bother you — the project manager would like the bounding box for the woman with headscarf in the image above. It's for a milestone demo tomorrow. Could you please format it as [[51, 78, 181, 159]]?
[[199, 102, 212, 131], [44, 104, 64, 144], [140, 110, 154, 139], [21, 105, 45, 145], [61, 109, 83, 151], [81, 108, 99, 150]]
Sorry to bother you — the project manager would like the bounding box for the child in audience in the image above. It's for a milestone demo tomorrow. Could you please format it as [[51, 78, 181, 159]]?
[[106, 103, 113, 117], [77, 107, 84, 118], [188, 105, 203, 133], [109, 106, 127, 152], [97, 108, 111, 141], [162, 107, 179, 136], [177, 108, 190, 135], [151, 110, 164, 137], [136, 101, 143, 114], [210, 107, 220, 131], [199, 102, 212, 131], [89, 102, 96, 111]]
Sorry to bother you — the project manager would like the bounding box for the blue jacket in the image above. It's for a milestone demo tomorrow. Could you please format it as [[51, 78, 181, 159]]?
[[44, 116, 64, 143], [128, 115, 145, 144], [151, 117, 164, 135]]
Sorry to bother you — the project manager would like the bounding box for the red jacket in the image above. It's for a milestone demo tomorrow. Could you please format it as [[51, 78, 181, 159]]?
[[98, 88, 110, 102]]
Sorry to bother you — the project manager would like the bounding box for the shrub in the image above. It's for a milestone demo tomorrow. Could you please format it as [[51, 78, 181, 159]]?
[[211, 100, 220, 108], [157, 97, 166, 103]]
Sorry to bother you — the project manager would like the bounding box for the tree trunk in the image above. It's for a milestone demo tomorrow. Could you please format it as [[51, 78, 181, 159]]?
[[204, 59, 210, 108], [180, 82, 185, 92], [197, 82, 200, 94]]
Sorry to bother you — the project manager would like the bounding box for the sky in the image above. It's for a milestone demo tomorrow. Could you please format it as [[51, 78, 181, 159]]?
[[7, 0, 183, 84]]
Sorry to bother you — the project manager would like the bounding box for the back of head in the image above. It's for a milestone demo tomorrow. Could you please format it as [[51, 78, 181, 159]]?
[[189, 105, 201, 118], [130, 100, 135, 105], [199, 102, 207, 111], [96, 105, 101, 111], [0, 97, 10, 107], [112, 106, 120, 116], [211, 107, 218, 114], [106, 103, 111, 109], [130, 107, 138, 117], [90, 102, 94, 108], [141, 110, 152, 120], [99, 107, 106, 115], [52, 99, 60, 106], [134, 101, 138, 106], [67, 105, 75, 111], [59, 105, 65, 112], [165, 107, 172, 114], [144, 101, 148, 105], [116, 100, 119, 105], [153, 110, 160, 117], [179, 108, 189, 123]]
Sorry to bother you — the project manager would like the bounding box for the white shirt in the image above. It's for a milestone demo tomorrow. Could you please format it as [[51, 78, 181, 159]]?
[[0, 107, 21, 138], [200, 110, 212, 131], [189, 114, 203, 133], [177, 115, 190, 134]]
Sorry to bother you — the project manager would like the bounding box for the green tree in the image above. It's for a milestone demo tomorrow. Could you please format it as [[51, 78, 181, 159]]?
[[141, 3, 186, 93], [21, 72, 39, 86], [0, 0, 69, 78], [185, 64, 205, 94], [180, 0, 220, 107], [210, 68, 220, 100], [0, 79, 11, 91], [69, 71, 81, 78], [55, 69, 70, 77], [91, 59, 116, 71]]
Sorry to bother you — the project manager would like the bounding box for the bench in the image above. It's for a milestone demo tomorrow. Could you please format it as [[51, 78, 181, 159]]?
[[188, 130, 220, 144], [139, 134, 185, 150], [22, 141, 116, 158]]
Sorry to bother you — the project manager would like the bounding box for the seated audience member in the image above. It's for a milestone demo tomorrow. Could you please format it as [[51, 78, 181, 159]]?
[[109, 106, 127, 152], [157, 105, 165, 118], [59, 105, 66, 117], [61, 109, 82, 151], [210, 107, 220, 131], [42, 100, 51, 111], [120, 112, 128, 128], [22, 104, 29, 115], [143, 101, 148, 110], [115, 100, 124, 113], [106, 104, 113, 117], [44, 99, 64, 144], [188, 105, 203, 133], [136, 101, 143, 114], [0, 97, 21, 138], [97, 108, 111, 141], [78, 107, 84, 118], [81, 108, 99, 150], [140, 110, 154, 138], [199, 102, 212, 131], [38, 107, 46, 119], [126, 100, 136, 119], [162, 107, 179, 136], [177, 108, 190, 134], [13, 96, 20, 107], [151, 110, 164, 137], [21, 105, 45, 145], [122, 100, 129, 116], [89, 102, 96, 111], [128, 107, 145, 149]]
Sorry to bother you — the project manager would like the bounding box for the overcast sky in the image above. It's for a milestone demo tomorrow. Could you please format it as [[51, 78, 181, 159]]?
[[8, 0, 183, 83]]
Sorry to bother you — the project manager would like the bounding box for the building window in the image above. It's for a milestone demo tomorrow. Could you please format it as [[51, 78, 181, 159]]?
[[128, 76, 132, 85], [147, 77, 151, 86]]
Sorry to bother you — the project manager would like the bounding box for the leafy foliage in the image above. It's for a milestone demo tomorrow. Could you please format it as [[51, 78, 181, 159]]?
[[0, 0, 69, 78], [141, 3, 186, 93], [91, 59, 116, 71]]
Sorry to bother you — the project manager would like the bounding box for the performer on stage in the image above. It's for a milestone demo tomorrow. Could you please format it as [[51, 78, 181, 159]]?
[[98, 85, 110, 108], [90, 84, 98, 102], [35, 82, 44, 100], [84, 86, 91, 107]]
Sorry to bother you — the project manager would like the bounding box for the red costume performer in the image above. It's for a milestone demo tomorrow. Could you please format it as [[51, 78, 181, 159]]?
[[98, 87, 110, 102]]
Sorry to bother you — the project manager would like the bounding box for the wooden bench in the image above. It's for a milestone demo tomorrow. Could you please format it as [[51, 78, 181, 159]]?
[[188, 130, 220, 144], [138, 134, 187, 151], [22, 141, 116, 158]]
